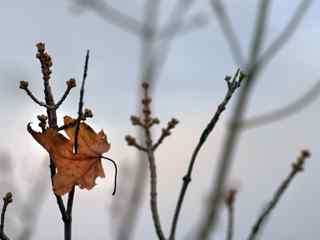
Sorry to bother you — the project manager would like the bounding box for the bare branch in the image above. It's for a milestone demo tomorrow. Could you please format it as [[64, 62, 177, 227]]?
[[19, 81, 52, 108], [65, 50, 90, 240], [247, 150, 310, 240], [255, 0, 313, 72], [72, 0, 145, 36], [210, 0, 244, 64], [194, 2, 271, 238], [169, 70, 244, 240], [55, 79, 76, 109], [239, 79, 320, 129]]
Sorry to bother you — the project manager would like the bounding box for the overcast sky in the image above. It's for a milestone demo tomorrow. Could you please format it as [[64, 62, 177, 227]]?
[[0, 0, 319, 239]]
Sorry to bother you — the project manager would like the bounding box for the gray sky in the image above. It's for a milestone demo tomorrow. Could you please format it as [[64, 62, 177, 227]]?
[[0, 0, 319, 239]]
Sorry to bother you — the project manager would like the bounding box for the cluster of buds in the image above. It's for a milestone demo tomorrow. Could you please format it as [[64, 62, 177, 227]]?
[[125, 135, 136, 146], [224, 69, 246, 90], [292, 150, 310, 172], [126, 81, 179, 152], [81, 108, 93, 120], [36, 42, 53, 81], [37, 114, 48, 131], [161, 118, 179, 137]]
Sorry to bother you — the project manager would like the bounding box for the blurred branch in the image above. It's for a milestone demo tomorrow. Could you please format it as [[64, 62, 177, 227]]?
[[115, 1, 161, 239], [0, 192, 12, 240], [247, 150, 310, 240], [72, 0, 145, 35], [195, 0, 314, 237], [17, 161, 49, 240], [210, 0, 244, 64], [195, 1, 273, 239], [255, 0, 313, 72], [169, 70, 244, 240], [239, 79, 320, 129]]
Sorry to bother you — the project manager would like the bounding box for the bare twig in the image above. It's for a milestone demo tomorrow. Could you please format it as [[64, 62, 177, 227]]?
[[255, 0, 313, 72], [126, 82, 174, 240], [225, 190, 237, 240], [125, 135, 148, 152], [239, 79, 320, 129], [211, 0, 244, 64], [194, 2, 272, 238], [72, 0, 145, 35], [159, 13, 208, 41], [65, 50, 90, 240], [115, 1, 161, 239], [32, 42, 67, 222], [19, 81, 52, 108], [247, 150, 310, 240], [169, 70, 244, 240], [152, 118, 179, 151], [0, 192, 12, 240], [55, 78, 76, 109]]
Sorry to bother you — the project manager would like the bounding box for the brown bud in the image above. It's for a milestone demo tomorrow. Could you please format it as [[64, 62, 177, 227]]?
[[301, 150, 311, 158], [168, 118, 179, 129], [142, 97, 152, 105], [84, 108, 93, 118], [125, 135, 136, 146], [142, 81, 149, 89], [19, 80, 29, 90], [225, 189, 237, 206], [67, 78, 76, 88], [36, 42, 45, 52]]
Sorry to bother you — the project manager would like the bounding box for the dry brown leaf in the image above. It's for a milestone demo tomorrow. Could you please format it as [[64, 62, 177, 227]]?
[[28, 115, 110, 196]]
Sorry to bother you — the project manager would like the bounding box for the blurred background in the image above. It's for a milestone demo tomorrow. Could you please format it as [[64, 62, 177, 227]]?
[[0, 0, 319, 239]]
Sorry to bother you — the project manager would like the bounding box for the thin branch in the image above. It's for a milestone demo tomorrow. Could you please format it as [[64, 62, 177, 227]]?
[[249, 0, 271, 65], [194, 2, 271, 238], [169, 70, 244, 240], [33, 43, 67, 221], [125, 135, 148, 152], [55, 79, 76, 109], [247, 150, 310, 240], [0, 193, 12, 240], [65, 50, 90, 240], [115, 1, 161, 239], [74, 50, 89, 155], [210, 0, 244, 64], [159, 0, 206, 40], [142, 82, 166, 240], [145, 140, 166, 240], [73, 0, 145, 36], [19, 81, 52, 108], [256, 0, 313, 71], [195, 1, 312, 239], [152, 118, 179, 151], [239, 79, 320, 129]]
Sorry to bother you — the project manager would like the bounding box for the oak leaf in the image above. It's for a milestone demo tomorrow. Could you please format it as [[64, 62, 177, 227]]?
[[28, 115, 110, 196]]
